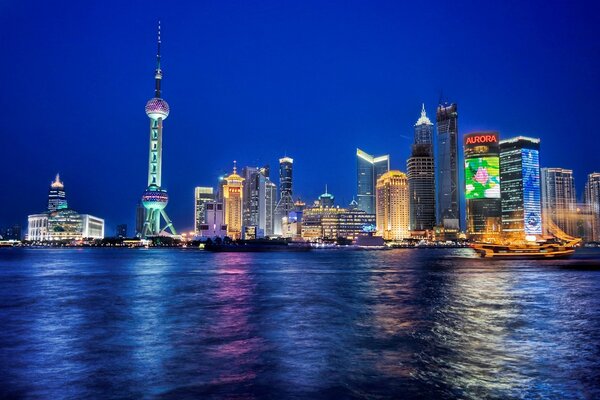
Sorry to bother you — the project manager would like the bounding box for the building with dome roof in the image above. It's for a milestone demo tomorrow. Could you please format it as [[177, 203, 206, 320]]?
[[376, 170, 410, 240]]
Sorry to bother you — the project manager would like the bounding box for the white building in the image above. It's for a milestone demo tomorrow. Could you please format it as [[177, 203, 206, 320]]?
[[198, 201, 227, 238], [81, 214, 105, 239], [27, 214, 49, 242]]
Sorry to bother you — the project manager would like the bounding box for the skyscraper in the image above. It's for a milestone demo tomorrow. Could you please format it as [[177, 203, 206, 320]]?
[[135, 202, 146, 237], [274, 157, 294, 235], [48, 173, 67, 212], [375, 170, 410, 240], [436, 103, 460, 230], [242, 166, 275, 237], [499, 136, 542, 240], [464, 132, 502, 241], [541, 168, 577, 237], [356, 149, 389, 215], [585, 172, 600, 241], [194, 187, 215, 232], [223, 162, 244, 240], [140, 22, 176, 237], [407, 104, 436, 231]]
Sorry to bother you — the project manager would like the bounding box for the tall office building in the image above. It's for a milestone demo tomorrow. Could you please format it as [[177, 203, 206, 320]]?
[[223, 162, 244, 240], [274, 157, 294, 235], [464, 132, 502, 241], [48, 173, 68, 212], [197, 201, 227, 238], [436, 103, 460, 229], [541, 168, 577, 237], [194, 187, 215, 232], [586, 172, 600, 241], [375, 171, 410, 240], [356, 149, 389, 215], [499, 137, 542, 240], [140, 23, 176, 237], [407, 104, 436, 231], [242, 166, 276, 237]]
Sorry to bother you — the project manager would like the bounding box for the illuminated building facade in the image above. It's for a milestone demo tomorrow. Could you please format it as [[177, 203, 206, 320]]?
[[436, 103, 460, 230], [242, 166, 276, 237], [301, 201, 375, 241], [198, 201, 227, 238], [194, 186, 215, 232], [48, 173, 67, 211], [464, 132, 502, 241], [407, 104, 436, 231], [375, 170, 410, 240], [141, 23, 176, 237], [541, 167, 577, 237], [586, 172, 600, 241], [356, 148, 389, 215], [28, 175, 105, 241], [274, 157, 294, 235], [499, 136, 542, 240], [223, 162, 244, 239]]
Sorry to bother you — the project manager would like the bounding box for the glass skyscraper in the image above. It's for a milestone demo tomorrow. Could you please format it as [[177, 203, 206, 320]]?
[[407, 104, 436, 231], [436, 103, 460, 230], [499, 137, 542, 240], [585, 172, 600, 242], [541, 167, 577, 237], [356, 148, 389, 215], [242, 166, 276, 237], [464, 132, 502, 241], [274, 157, 294, 235], [194, 186, 215, 232]]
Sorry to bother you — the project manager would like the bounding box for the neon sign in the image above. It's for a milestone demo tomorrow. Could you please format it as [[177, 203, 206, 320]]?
[[465, 135, 497, 145]]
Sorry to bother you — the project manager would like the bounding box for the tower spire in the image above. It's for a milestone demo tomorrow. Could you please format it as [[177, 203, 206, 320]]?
[[154, 21, 162, 98]]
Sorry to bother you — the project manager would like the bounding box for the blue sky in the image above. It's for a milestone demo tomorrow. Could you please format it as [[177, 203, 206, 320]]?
[[1, 0, 599, 233]]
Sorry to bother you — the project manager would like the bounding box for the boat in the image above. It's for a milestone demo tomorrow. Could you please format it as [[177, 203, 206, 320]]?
[[204, 239, 311, 252], [470, 242, 575, 259]]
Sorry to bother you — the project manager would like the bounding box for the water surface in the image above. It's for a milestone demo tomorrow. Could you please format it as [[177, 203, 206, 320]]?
[[1, 248, 599, 399]]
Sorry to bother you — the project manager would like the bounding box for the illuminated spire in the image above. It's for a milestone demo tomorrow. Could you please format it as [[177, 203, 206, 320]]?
[[51, 173, 64, 189], [154, 21, 162, 98], [415, 103, 433, 126], [233, 160, 237, 174]]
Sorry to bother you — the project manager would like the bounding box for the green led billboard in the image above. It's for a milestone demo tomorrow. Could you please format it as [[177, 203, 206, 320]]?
[[465, 157, 500, 199]]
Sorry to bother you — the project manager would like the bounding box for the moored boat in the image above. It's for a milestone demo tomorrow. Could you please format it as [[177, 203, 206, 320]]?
[[471, 242, 575, 259]]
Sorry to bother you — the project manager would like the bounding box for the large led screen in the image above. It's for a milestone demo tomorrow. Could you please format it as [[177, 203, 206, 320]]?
[[522, 148, 542, 234], [465, 157, 500, 199]]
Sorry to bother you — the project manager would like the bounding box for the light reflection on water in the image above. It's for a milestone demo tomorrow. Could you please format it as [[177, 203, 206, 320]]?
[[0, 248, 599, 399]]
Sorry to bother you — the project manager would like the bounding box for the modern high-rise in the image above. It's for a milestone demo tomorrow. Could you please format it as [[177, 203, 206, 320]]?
[[198, 201, 227, 238], [436, 103, 460, 230], [140, 23, 176, 237], [541, 168, 577, 237], [274, 157, 294, 235], [464, 132, 502, 241], [407, 104, 436, 231], [48, 173, 68, 212], [242, 166, 276, 237], [375, 170, 410, 241], [499, 137, 542, 240], [194, 187, 215, 232], [223, 162, 244, 240], [356, 149, 389, 215], [585, 172, 600, 241]]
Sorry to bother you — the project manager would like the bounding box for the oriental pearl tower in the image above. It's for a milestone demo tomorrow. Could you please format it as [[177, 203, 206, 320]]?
[[141, 22, 176, 237]]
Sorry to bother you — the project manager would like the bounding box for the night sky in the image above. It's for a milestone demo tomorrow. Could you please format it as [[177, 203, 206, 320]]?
[[2, 0, 599, 234]]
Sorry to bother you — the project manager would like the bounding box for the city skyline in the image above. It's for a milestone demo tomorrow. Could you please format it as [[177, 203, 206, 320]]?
[[2, 1, 600, 232]]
